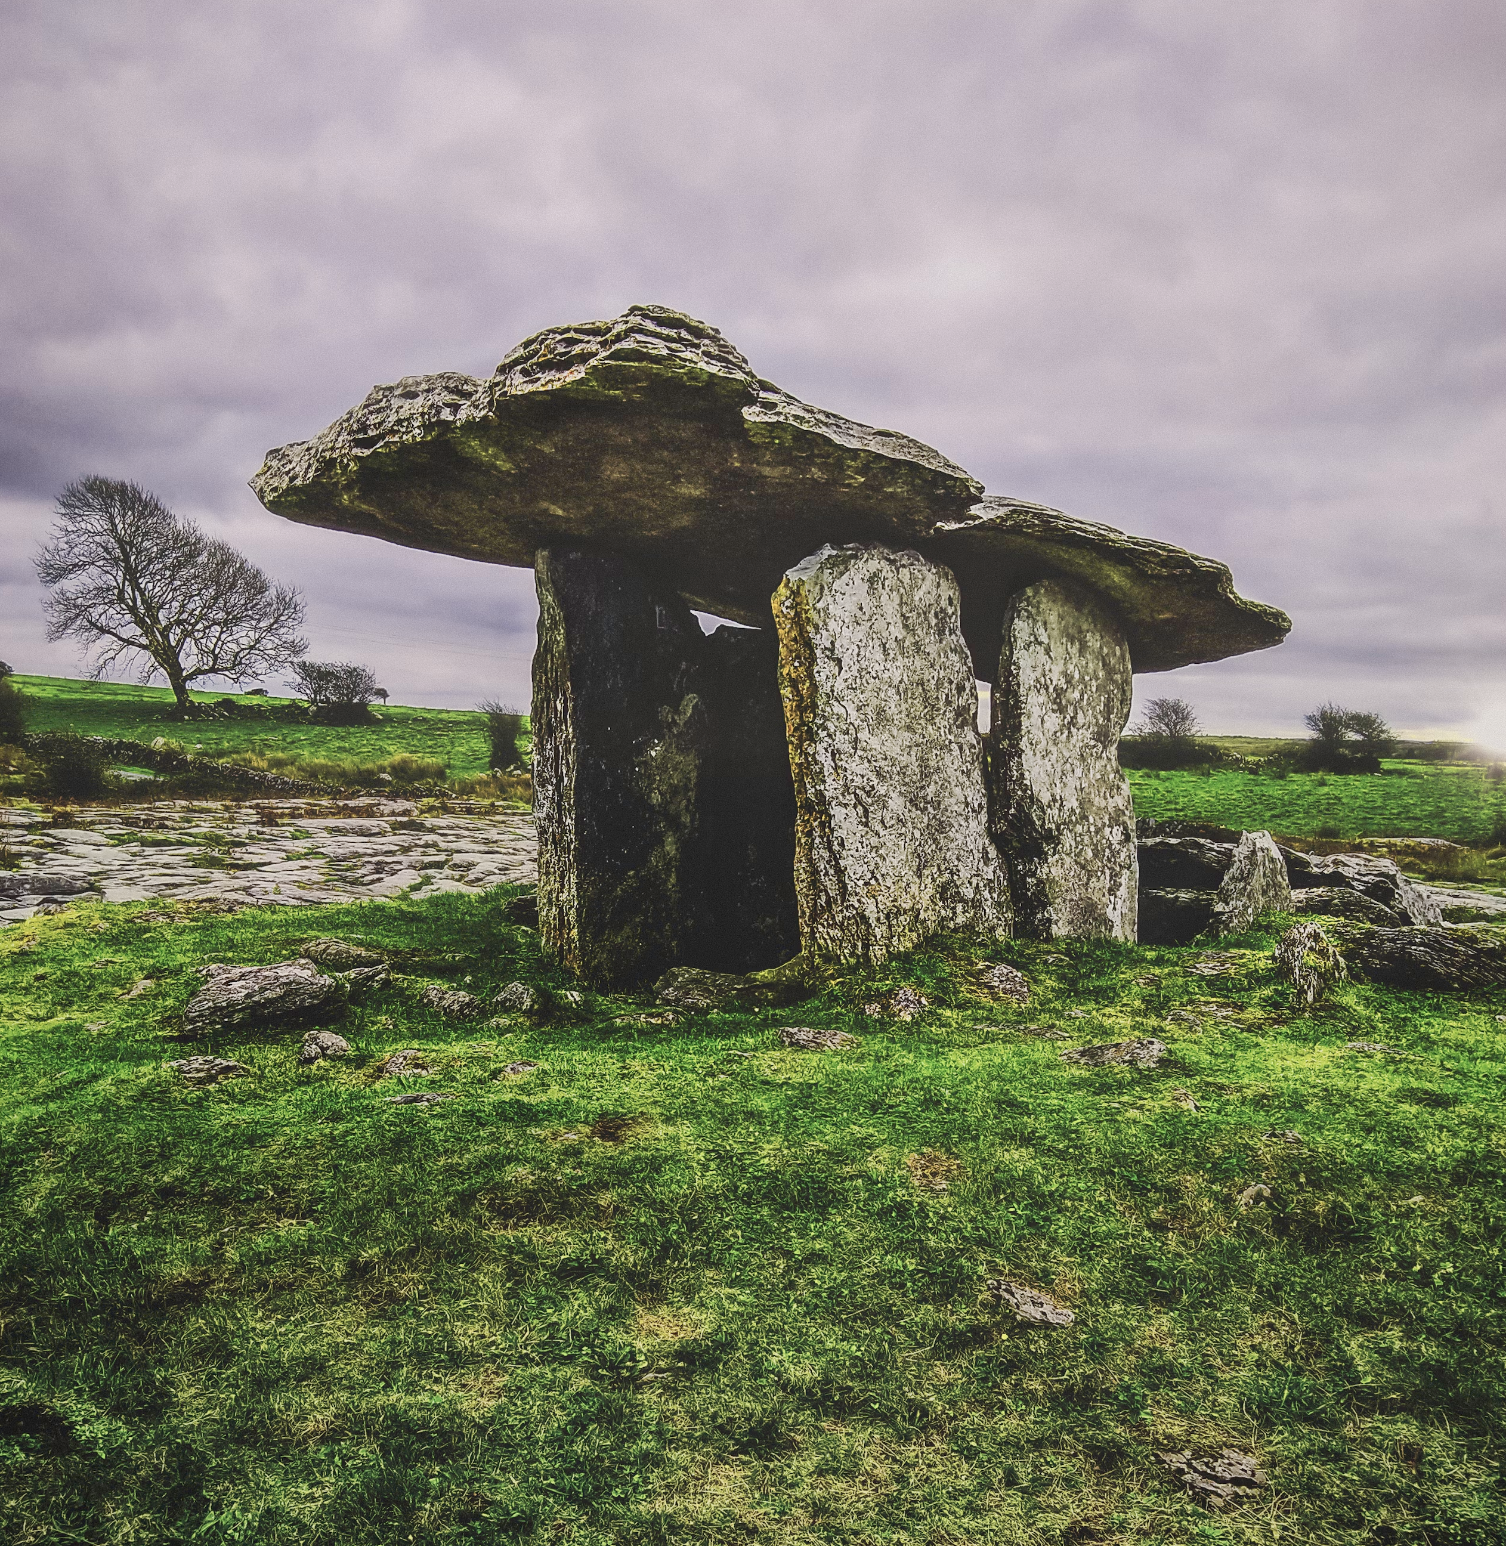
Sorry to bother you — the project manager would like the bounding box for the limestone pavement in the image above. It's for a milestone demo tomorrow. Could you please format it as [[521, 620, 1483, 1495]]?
[[0, 797, 536, 924]]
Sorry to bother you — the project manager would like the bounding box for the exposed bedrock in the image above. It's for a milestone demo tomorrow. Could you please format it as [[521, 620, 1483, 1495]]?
[[532, 548, 710, 989], [773, 543, 1011, 961], [532, 548, 797, 987], [988, 577, 1137, 940], [251, 305, 1289, 673]]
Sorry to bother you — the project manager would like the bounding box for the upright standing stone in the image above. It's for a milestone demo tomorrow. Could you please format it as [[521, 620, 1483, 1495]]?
[[1211, 829, 1291, 935], [533, 548, 709, 988], [989, 578, 1137, 940], [693, 625, 800, 971], [773, 544, 1011, 961]]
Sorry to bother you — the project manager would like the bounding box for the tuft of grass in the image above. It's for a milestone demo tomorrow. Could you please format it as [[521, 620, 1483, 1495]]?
[[1, 895, 1503, 1542]]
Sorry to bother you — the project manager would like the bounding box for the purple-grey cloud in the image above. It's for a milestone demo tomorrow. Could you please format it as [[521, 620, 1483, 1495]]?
[[2, 0, 1502, 742]]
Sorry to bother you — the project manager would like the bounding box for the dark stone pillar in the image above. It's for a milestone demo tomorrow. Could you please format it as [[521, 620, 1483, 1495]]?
[[693, 625, 800, 971], [533, 548, 710, 989]]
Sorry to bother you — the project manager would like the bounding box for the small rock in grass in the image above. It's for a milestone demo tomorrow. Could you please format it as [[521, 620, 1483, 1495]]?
[[905, 1149, 961, 1193], [501, 1060, 538, 1076], [987, 1280, 1074, 1327], [299, 937, 385, 970], [418, 985, 485, 1020], [1262, 1128, 1302, 1145], [654, 966, 758, 1011], [183, 959, 346, 1035], [976, 963, 1030, 1003], [863, 986, 929, 1020], [1185, 952, 1249, 978], [1274, 920, 1348, 1006], [1237, 1183, 1272, 1209], [122, 978, 156, 999], [612, 1010, 682, 1027], [1133, 973, 1162, 988], [1164, 1009, 1203, 1030], [779, 1026, 856, 1052], [1345, 1040, 1399, 1055], [169, 1056, 249, 1087], [1173, 1088, 1202, 1111], [299, 1029, 351, 1064], [385, 1091, 455, 1106], [340, 963, 390, 996], [1065, 1009, 1089, 1018], [493, 980, 549, 1018], [379, 1048, 431, 1077], [1158, 1449, 1267, 1509], [1062, 1037, 1167, 1069]]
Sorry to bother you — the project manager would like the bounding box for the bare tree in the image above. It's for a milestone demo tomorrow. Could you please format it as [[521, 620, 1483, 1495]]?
[[36, 477, 306, 714], [1135, 697, 1201, 741]]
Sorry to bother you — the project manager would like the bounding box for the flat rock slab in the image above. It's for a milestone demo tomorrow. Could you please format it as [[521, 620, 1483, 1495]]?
[[1062, 1037, 1167, 1069], [1341, 926, 1506, 990], [251, 305, 1287, 673], [1158, 1449, 1267, 1509], [0, 798, 537, 925], [779, 1026, 856, 1051], [169, 1056, 249, 1087]]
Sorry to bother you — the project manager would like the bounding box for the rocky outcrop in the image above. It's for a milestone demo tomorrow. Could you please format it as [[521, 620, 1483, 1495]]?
[[1340, 926, 1506, 990], [989, 578, 1136, 940], [773, 544, 1011, 962], [1138, 837, 1235, 890], [251, 306, 1289, 672], [1290, 887, 1403, 926], [1286, 849, 1441, 925], [532, 548, 711, 989], [1211, 830, 1291, 935]]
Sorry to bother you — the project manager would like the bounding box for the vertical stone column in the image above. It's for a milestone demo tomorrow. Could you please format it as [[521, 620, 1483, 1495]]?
[[533, 548, 709, 988], [989, 577, 1137, 940], [773, 543, 1011, 961], [693, 625, 800, 971]]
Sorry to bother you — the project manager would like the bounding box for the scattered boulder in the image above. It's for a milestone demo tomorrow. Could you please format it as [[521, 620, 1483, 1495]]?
[[169, 1056, 249, 1087], [339, 963, 390, 996], [182, 959, 346, 1036], [862, 985, 930, 1021], [989, 577, 1137, 941], [779, 1026, 856, 1051], [1211, 830, 1290, 935], [1286, 850, 1441, 926], [1237, 1183, 1272, 1209], [975, 962, 1031, 1004], [501, 1060, 539, 1076], [1137, 837, 1235, 891], [654, 966, 765, 1012], [418, 985, 485, 1019], [1290, 887, 1402, 926], [493, 980, 550, 1018], [1274, 920, 1349, 1006], [774, 544, 1011, 961], [1158, 1449, 1267, 1509], [1138, 889, 1217, 946], [986, 1280, 1074, 1326], [299, 1029, 351, 1064], [1341, 926, 1506, 990], [1062, 1037, 1167, 1069], [299, 937, 385, 970]]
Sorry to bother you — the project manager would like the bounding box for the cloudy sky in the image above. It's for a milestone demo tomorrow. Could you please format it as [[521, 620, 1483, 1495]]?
[[3, 1, 1502, 743]]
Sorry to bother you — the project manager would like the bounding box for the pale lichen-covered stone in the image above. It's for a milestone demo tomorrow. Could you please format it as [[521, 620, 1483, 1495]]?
[[1211, 830, 1292, 935], [773, 544, 1011, 962], [989, 578, 1136, 940], [533, 547, 709, 989]]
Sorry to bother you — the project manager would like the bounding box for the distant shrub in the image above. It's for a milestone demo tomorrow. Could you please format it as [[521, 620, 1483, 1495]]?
[[0, 677, 27, 742], [222, 748, 445, 789], [28, 733, 115, 800], [1299, 703, 1396, 773], [479, 699, 529, 771]]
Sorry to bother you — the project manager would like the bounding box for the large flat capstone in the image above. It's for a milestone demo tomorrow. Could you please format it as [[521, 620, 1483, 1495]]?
[[252, 305, 1289, 673], [773, 544, 1011, 960]]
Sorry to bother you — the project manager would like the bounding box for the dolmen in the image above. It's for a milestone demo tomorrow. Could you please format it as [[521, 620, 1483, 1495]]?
[[253, 305, 1289, 986]]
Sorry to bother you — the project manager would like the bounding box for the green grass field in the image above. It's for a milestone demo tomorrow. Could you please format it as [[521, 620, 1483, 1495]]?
[[1128, 764, 1506, 845], [9, 675, 496, 782], [2, 893, 1503, 1544]]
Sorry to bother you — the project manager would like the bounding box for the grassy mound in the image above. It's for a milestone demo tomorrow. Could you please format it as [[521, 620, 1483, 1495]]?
[[2, 894, 1503, 1543]]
